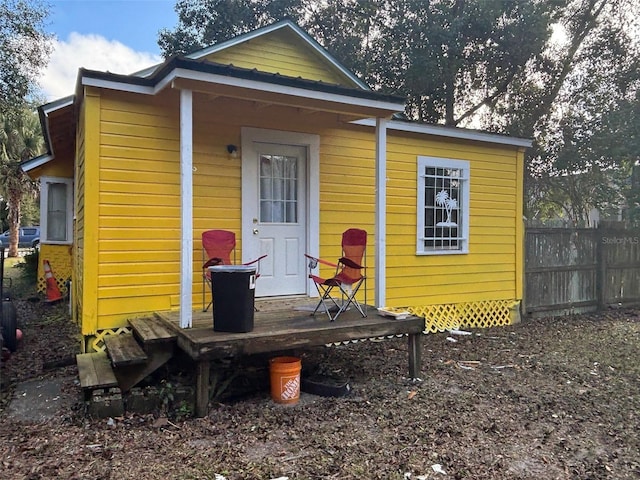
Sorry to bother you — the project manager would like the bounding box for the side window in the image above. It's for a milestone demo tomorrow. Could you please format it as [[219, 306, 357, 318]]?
[[40, 176, 73, 244], [417, 156, 469, 255]]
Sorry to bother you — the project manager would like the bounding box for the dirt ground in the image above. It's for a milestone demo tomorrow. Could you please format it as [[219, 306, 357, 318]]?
[[0, 262, 638, 479]]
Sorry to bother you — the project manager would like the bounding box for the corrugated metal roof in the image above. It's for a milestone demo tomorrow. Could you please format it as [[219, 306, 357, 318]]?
[[82, 56, 404, 105]]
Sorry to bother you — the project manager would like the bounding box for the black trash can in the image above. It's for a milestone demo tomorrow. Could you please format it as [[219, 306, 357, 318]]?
[[209, 265, 256, 332]]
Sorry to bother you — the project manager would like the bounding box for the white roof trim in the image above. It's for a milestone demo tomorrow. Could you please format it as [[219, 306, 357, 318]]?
[[82, 76, 156, 95], [42, 95, 74, 114], [351, 118, 532, 148], [81, 68, 405, 113], [22, 153, 54, 172], [186, 20, 370, 91]]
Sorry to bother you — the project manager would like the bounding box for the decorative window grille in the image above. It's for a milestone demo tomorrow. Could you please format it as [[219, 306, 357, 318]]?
[[417, 157, 469, 254]]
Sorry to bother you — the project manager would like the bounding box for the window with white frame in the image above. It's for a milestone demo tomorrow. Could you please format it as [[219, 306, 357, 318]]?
[[417, 156, 469, 254], [40, 176, 73, 244]]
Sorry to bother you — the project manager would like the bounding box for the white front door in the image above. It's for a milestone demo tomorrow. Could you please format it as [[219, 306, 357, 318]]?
[[242, 139, 309, 297]]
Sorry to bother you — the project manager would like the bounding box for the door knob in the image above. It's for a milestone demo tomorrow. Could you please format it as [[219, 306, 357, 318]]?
[[253, 228, 259, 235]]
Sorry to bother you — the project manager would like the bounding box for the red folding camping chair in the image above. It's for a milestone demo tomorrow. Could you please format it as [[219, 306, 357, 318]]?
[[201, 230, 266, 312], [304, 228, 367, 321]]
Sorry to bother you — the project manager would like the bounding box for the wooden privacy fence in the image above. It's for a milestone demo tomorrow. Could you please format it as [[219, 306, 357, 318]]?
[[525, 226, 640, 316]]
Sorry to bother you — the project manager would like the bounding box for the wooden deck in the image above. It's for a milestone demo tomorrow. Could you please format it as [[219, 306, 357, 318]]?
[[155, 298, 425, 416]]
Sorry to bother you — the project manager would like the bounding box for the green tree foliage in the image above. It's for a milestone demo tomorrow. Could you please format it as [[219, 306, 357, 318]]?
[[0, 0, 51, 116], [160, 0, 561, 127], [369, 0, 560, 126], [0, 106, 43, 256], [158, 0, 640, 226], [518, 0, 640, 225], [158, 0, 303, 55]]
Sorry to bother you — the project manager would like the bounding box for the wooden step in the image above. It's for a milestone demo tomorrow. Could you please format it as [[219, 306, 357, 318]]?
[[104, 333, 147, 367], [76, 352, 118, 390], [130, 316, 176, 345]]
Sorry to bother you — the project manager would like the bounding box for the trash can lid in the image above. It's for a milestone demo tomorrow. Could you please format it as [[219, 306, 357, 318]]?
[[208, 265, 257, 273]]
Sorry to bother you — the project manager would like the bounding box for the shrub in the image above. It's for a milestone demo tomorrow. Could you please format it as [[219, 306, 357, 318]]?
[[16, 248, 39, 284]]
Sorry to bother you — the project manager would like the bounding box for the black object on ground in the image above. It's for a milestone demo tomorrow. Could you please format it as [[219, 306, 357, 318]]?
[[0, 247, 18, 352], [301, 373, 351, 397]]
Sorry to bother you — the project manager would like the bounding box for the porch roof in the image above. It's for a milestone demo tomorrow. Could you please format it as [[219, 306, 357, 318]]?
[[22, 96, 75, 176], [21, 55, 405, 175], [78, 56, 406, 119]]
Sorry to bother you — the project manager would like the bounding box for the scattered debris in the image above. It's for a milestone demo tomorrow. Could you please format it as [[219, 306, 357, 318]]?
[[490, 364, 517, 370], [447, 329, 472, 336], [0, 287, 638, 479], [432, 463, 447, 474], [457, 360, 481, 370]]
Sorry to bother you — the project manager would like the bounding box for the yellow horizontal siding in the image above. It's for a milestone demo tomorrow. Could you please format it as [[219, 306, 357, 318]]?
[[191, 107, 242, 234], [100, 205, 181, 218], [77, 83, 522, 334], [315, 126, 376, 302], [93, 91, 182, 331], [100, 250, 180, 264], [205, 29, 349, 86], [387, 270, 514, 288], [100, 191, 180, 206], [101, 147, 178, 164], [386, 254, 514, 269], [312, 124, 534, 311], [382, 128, 520, 308], [100, 261, 177, 276], [98, 295, 172, 322], [100, 272, 179, 288], [386, 283, 515, 305], [98, 284, 177, 300]]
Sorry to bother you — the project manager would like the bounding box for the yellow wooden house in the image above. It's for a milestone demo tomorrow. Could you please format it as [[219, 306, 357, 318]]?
[[24, 20, 530, 351]]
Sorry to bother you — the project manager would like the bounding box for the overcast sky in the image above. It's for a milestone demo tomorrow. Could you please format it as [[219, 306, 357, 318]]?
[[40, 0, 177, 101]]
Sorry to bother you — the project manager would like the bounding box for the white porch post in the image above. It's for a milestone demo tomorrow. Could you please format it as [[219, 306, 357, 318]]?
[[179, 89, 194, 328], [375, 117, 388, 307]]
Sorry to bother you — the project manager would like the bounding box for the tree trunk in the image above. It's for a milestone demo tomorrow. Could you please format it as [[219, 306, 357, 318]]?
[[6, 186, 22, 258]]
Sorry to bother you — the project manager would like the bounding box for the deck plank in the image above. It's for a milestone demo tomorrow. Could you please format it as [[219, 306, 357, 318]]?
[[131, 316, 177, 344], [104, 333, 148, 367], [76, 352, 118, 389], [156, 307, 425, 361]]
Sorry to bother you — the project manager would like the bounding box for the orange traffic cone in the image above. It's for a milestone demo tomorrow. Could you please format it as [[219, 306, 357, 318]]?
[[43, 259, 63, 303]]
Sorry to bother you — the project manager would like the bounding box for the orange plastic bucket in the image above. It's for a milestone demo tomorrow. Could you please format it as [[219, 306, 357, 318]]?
[[269, 356, 302, 405]]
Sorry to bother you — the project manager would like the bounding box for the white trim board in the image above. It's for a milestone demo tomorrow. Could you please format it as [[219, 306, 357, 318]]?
[[179, 89, 194, 328], [351, 118, 532, 148]]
